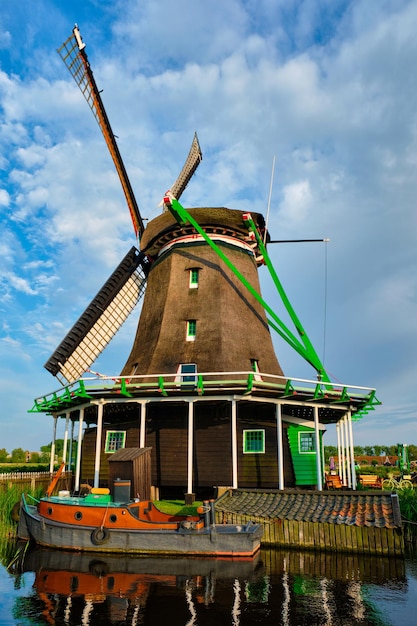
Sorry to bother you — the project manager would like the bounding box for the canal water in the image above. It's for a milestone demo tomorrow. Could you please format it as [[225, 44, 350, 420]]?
[[1, 543, 417, 625]]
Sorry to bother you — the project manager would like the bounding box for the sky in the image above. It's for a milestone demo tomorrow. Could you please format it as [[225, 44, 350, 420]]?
[[0, 0, 416, 452]]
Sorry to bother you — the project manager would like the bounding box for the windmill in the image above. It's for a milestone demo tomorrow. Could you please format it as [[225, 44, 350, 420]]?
[[37, 26, 379, 496]]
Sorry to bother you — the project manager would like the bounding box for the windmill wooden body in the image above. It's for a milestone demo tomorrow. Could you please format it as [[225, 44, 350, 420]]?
[[35, 26, 379, 499]]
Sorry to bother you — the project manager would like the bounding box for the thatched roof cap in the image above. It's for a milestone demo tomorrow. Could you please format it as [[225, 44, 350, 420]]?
[[140, 207, 265, 255]]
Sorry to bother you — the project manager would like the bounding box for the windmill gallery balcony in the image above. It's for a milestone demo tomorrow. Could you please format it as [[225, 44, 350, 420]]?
[[30, 370, 378, 498]]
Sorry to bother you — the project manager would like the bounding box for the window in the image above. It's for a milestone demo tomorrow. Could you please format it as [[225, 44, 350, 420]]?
[[299, 432, 316, 453], [176, 363, 197, 387], [189, 268, 199, 288], [105, 431, 126, 453], [243, 429, 265, 454], [186, 319, 197, 341]]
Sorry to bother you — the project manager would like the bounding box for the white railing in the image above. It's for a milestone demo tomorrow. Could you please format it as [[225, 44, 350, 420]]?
[[31, 370, 379, 417]]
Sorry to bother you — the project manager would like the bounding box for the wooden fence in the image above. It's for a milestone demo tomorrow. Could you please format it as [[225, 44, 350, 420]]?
[[0, 471, 72, 494]]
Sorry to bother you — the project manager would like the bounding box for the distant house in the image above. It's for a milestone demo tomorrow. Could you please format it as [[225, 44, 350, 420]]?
[[356, 455, 398, 467]]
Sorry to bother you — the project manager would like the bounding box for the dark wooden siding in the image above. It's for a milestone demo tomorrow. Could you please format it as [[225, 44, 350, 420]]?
[[145, 405, 188, 487], [80, 401, 296, 491], [194, 404, 232, 487]]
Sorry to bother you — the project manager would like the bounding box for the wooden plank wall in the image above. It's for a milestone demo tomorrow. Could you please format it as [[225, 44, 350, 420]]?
[[217, 511, 405, 555]]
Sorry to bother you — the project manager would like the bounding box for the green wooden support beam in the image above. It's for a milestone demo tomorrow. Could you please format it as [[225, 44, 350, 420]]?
[[246, 372, 254, 393], [197, 375, 204, 395], [166, 197, 331, 384], [158, 376, 168, 396], [119, 378, 133, 397]]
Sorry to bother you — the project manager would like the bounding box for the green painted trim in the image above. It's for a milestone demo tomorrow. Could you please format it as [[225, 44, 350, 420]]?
[[167, 197, 330, 383]]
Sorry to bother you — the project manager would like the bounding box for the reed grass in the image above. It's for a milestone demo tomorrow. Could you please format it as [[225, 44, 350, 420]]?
[[0, 485, 44, 567]]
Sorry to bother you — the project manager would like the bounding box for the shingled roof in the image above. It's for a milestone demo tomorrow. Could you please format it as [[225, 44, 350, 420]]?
[[215, 489, 402, 529]]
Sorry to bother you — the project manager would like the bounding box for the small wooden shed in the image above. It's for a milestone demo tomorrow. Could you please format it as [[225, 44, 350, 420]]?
[[108, 447, 152, 501]]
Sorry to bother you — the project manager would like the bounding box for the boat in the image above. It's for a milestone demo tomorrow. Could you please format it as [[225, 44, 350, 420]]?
[[17, 487, 262, 558]]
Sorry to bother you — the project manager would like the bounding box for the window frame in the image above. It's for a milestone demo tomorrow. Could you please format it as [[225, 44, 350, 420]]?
[[189, 268, 199, 288], [186, 319, 197, 341], [104, 430, 126, 454], [176, 363, 198, 387], [243, 429, 265, 454], [298, 431, 316, 454]]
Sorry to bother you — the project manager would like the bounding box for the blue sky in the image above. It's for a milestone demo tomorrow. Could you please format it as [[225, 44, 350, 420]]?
[[0, 0, 416, 452]]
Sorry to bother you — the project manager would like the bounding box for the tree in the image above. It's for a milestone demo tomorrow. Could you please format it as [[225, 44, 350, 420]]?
[[407, 445, 417, 461], [41, 439, 64, 463], [324, 446, 337, 462], [0, 448, 8, 462], [11, 448, 26, 463]]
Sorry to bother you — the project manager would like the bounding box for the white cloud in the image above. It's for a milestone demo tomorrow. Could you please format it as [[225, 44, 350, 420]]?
[[279, 180, 312, 224], [5, 271, 37, 295], [0, 188, 10, 207]]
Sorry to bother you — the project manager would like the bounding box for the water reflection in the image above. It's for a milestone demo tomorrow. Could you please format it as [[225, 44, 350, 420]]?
[[12, 545, 407, 625]]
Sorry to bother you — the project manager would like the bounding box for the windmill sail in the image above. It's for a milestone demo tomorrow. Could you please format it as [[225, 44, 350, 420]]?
[[169, 132, 202, 201], [45, 26, 203, 384], [57, 26, 145, 239], [44, 248, 150, 384]]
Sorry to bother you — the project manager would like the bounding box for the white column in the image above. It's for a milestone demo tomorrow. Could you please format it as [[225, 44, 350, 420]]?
[[348, 411, 357, 489], [49, 416, 58, 473], [139, 402, 146, 448], [344, 414, 352, 488], [62, 412, 70, 465], [340, 416, 347, 487], [276, 403, 284, 489], [314, 406, 323, 491], [231, 400, 238, 489], [74, 408, 84, 492], [68, 418, 75, 472], [93, 403, 104, 488], [336, 421, 342, 478], [187, 401, 194, 495]]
